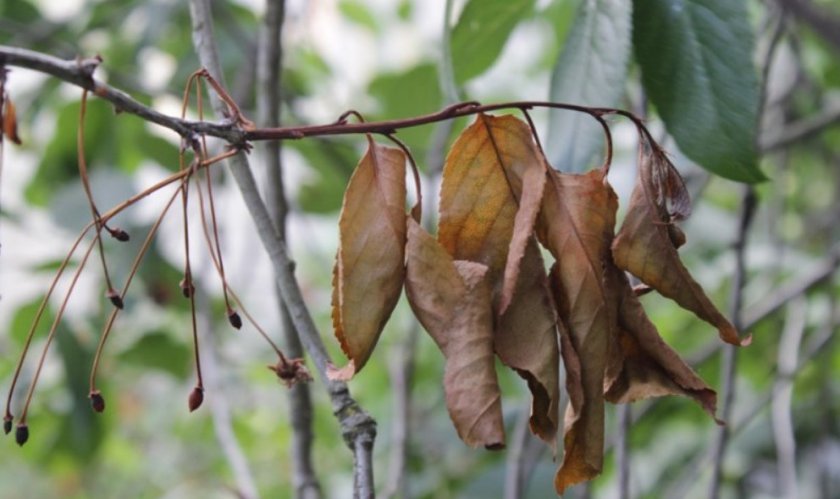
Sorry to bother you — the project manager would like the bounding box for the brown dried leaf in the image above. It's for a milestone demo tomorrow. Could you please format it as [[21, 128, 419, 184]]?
[[538, 167, 618, 494], [438, 114, 545, 290], [496, 238, 559, 445], [612, 141, 747, 346], [3, 96, 22, 145], [404, 218, 505, 449], [604, 263, 720, 422], [329, 139, 407, 379]]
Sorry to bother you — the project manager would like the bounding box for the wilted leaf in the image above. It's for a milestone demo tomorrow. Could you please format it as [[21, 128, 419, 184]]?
[[438, 113, 553, 442], [495, 238, 559, 445], [405, 218, 505, 448], [330, 139, 407, 379], [604, 263, 720, 422], [3, 96, 22, 145], [536, 167, 618, 494], [439, 113, 544, 293], [612, 141, 747, 346]]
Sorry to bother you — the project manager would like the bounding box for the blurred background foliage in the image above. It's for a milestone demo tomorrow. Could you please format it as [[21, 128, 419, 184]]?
[[1, 0, 839, 497]]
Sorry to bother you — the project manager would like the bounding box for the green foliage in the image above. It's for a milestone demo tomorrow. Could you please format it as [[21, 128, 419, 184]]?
[[449, 0, 536, 84], [633, 0, 765, 183], [546, 0, 632, 172]]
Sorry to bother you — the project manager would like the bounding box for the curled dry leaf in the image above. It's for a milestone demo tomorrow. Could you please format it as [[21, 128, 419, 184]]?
[[438, 114, 557, 442], [438, 114, 545, 291], [537, 167, 618, 494], [330, 139, 407, 379], [604, 264, 720, 423], [612, 140, 747, 346], [404, 218, 505, 449], [495, 238, 559, 445], [2, 96, 22, 145]]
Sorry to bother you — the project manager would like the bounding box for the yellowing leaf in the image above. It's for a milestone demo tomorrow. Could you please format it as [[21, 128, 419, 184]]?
[[604, 264, 720, 422], [612, 141, 747, 346], [438, 114, 544, 287], [495, 238, 559, 445], [329, 139, 407, 380], [537, 167, 618, 494], [405, 218, 505, 448]]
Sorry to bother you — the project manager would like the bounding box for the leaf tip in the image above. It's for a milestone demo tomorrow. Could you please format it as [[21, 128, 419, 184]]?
[[326, 360, 356, 382]]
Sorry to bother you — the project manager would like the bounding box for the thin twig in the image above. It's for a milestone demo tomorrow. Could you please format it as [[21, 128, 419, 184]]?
[[196, 291, 261, 499], [616, 404, 632, 499], [186, 2, 376, 497], [709, 187, 757, 499], [772, 298, 806, 499]]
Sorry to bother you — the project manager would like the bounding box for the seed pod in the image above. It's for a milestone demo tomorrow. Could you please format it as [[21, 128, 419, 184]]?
[[179, 278, 194, 298], [89, 390, 105, 413], [15, 424, 28, 446], [3, 416, 11, 435], [109, 227, 130, 242], [106, 289, 124, 309], [227, 310, 242, 330], [188, 386, 204, 412]]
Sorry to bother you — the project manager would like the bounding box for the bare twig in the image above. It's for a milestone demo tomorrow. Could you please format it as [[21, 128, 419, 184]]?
[[256, 1, 321, 497], [383, 323, 420, 499], [196, 291, 260, 499], [778, 0, 840, 52], [185, 2, 377, 498], [616, 404, 632, 499], [709, 187, 757, 499], [503, 402, 548, 499], [772, 298, 806, 499]]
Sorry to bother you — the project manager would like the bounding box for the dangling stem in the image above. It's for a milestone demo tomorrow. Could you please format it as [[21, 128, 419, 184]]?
[[89, 186, 182, 394], [18, 235, 99, 423], [382, 133, 422, 223], [78, 89, 118, 298], [4, 221, 95, 423]]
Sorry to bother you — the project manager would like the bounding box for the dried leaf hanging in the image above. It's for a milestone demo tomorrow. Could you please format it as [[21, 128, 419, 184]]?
[[612, 139, 748, 346], [329, 138, 407, 380], [2, 96, 22, 145], [404, 218, 505, 449], [603, 263, 720, 422], [438, 113, 558, 443], [537, 167, 618, 494]]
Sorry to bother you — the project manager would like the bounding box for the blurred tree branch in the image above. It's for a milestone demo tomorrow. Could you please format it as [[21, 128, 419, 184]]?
[[255, 0, 321, 497], [186, 1, 376, 497]]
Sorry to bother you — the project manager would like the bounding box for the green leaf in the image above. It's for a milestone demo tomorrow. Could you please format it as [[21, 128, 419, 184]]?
[[339, 0, 380, 32], [546, 0, 632, 172], [450, 0, 536, 84], [117, 331, 191, 379], [634, 0, 765, 183], [368, 62, 442, 151]]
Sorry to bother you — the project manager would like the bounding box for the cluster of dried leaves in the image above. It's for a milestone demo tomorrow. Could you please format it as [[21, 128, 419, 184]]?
[[328, 114, 748, 493]]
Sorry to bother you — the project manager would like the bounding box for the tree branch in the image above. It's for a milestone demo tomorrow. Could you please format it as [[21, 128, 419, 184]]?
[[709, 187, 757, 499], [185, 2, 376, 498], [255, 1, 321, 497], [779, 0, 840, 52]]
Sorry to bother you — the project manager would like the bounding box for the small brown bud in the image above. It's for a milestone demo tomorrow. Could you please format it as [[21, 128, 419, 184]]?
[[179, 278, 194, 298], [188, 386, 204, 412], [89, 390, 105, 413], [109, 227, 130, 242], [106, 288, 124, 309], [15, 424, 29, 446], [3, 415, 11, 435], [227, 310, 242, 330]]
